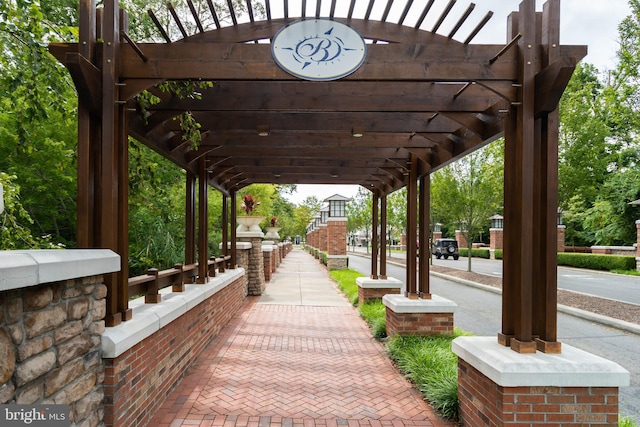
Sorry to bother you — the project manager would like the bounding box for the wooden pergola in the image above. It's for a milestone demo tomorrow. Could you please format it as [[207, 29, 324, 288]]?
[[50, 0, 585, 353]]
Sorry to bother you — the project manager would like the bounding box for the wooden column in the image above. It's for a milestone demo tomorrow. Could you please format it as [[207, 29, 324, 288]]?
[[370, 192, 379, 279], [185, 172, 196, 265], [101, 0, 122, 326], [230, 189, 237, 268], [405, 154, 418, 298], [197, 158, 209, 283], [222, 194, 229, 257], [418, 175, 430, 298], [380, 194, 387, 280], [500, 0, 537, 353], [76, 0, 96, 249], [532, 0, 561, 353]]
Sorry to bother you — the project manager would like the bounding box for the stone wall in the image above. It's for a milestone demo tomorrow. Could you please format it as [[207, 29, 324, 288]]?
[[0, 249, 119, 427]]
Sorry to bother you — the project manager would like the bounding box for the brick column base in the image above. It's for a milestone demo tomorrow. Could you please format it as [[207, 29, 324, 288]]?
[[382, 294, 457, 336], [356, 277, 402, 304], [453, 337, 629, 427]]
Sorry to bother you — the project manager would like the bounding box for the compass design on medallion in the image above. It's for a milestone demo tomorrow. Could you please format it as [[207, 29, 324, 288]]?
[[271, 18, 367, 82]]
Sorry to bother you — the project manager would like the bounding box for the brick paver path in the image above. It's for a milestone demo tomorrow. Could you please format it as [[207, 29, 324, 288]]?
[[148, 249, 452, 427]]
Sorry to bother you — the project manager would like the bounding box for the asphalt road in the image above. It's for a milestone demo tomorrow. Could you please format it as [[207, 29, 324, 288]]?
[[347, 254, 640, 422], [430, 256, 640, 305]]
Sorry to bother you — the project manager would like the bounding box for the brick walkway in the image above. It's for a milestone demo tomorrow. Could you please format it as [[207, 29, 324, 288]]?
[[148, 249, 452, 427]]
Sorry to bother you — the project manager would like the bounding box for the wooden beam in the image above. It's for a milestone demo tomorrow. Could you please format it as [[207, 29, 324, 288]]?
[[117, 42, 520, 81]]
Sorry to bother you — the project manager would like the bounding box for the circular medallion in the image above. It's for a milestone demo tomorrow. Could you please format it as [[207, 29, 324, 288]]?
[[271, 18, 367, 81]]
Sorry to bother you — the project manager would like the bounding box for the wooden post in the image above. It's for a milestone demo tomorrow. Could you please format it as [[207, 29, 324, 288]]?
[[533, 0, 561, 353], [185, 172, 196, 265], [230, 189, 237, 268], [419, 175, 430, 298], [220, 194, 228, 272], [197, 158, 209, 283], [371, 192, 379, 279], [405, 154, 418, 298], [380, 194, 387, 279], [102, 0, 121, 326], [76, 0, 96, 249]]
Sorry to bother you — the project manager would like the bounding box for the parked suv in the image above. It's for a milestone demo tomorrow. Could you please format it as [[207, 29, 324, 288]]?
[[432, 238, 459, 260]]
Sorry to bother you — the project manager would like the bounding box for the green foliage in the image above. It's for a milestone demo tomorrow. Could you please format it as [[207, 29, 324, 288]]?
[[458, 248, 490, 259], [557, 253, 635, 271], [431, 141, 503, 271], [494, 249, 503, 259], [619, 416, 639, 427], [386, 331, 470, 421], [358, 300, 386, 339], [329, 269, 363, 306], [346, 188, 372, 250], [0, 173, 60, 249]]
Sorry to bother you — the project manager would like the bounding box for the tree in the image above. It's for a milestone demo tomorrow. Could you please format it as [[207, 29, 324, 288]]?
[[431, 142, 503, 271], [386, 188, 406, 256], [292, 196, 321, 241], [346, 188, 371, 252]]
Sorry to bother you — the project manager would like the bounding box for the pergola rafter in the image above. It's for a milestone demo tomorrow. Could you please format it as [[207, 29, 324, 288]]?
[[50, 0, 585, 354]]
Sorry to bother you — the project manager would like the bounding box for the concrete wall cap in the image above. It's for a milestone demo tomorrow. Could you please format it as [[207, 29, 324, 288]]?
[[453, 336, 630, 387], [0, 249, 120, 292], [356, 277, 402, 289], [102, 268, 244, 358], [382, 294, 458, 313]]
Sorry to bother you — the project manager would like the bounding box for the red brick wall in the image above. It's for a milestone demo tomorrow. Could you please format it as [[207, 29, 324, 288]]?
[[456, 230, 467, 249], [103, 276, 247, 427], [385, 307, 453, 336], [319, 226, 328, 252], [263, 250, 272, 281], [458, 359, 620, 426], [636, 221, 640, 257], [358, 287, 401, 304], [490, 228, 504, 250], [327, 220, 347, 256]]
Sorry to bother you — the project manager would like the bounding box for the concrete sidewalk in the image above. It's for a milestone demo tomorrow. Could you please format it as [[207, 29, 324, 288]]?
[[148, 248, 451, 427]]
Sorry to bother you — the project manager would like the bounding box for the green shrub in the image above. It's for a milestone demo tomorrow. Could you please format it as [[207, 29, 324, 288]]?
[[329, 269, 363, 306], [557, 253, 635, 271], [386, 330, 470, 421], [495, 249, 503, 259], [619, 416, 639, 427], [459, 248, 490, 259], [359, 301, 386, 338]]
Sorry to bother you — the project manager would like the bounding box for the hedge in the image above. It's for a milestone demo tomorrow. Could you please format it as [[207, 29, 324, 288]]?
[[458, 248, 490, 259], [557, 252, 635, 271]]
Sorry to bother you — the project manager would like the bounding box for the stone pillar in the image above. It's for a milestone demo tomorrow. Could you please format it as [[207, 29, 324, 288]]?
[[319, 224, 328, 253], [558, 224, 566, 253], [326, 217, 348, 270], [356, 277, 402, 305], [432, 231, 442, 241], [455, 230, 467, 249], [262, 245, 273, 282], [383, 294, 457, 336], [0, 250, 119, 426], [489, 228, 504, 259], [453, 337, 629, 427], [636, 220, 640, 272], [236, 225, 265, 296]]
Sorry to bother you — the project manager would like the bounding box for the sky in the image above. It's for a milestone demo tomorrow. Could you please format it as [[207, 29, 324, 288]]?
[[277, 0, 633, 205]]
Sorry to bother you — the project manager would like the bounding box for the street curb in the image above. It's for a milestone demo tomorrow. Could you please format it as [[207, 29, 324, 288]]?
[[349, 252, 640, 336]]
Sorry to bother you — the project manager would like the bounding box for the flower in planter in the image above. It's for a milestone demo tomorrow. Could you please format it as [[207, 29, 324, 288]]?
[[241, 194, 260, 215], [270, 216, 277, 227]]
